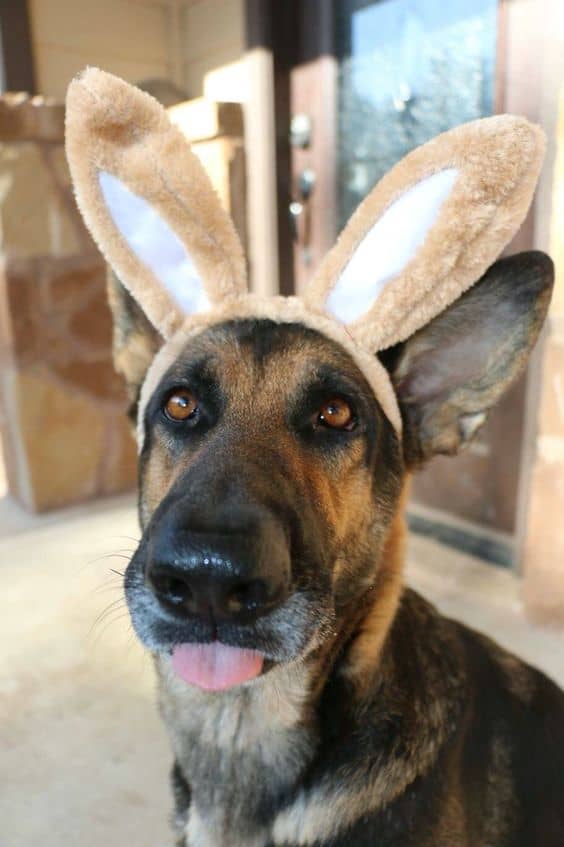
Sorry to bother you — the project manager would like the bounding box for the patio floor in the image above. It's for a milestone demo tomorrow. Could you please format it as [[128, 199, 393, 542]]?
[[1, 492, 562, 847]]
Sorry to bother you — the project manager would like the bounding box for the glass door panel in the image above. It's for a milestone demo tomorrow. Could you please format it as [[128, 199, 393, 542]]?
[[335, 0, 498, 228]]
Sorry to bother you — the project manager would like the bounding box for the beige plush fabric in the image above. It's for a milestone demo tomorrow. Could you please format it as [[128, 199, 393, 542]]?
[[65, 68, 546, 437], [306, 116, 545, 351], [65, 67, 247, 338]]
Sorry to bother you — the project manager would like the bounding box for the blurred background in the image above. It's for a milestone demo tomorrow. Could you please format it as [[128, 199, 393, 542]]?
[[0, 1, 563, 845]]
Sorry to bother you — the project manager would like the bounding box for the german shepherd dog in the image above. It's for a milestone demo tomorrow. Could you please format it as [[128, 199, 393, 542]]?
[[64, 70, 563, 846], [109, 251, 564, 847]]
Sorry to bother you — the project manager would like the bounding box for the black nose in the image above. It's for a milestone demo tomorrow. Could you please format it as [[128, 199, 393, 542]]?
[[146, 505, 290, 624], [149, 559, 287, 622]]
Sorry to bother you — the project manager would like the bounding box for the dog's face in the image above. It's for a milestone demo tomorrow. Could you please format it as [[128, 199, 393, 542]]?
[[116, 251, 553, 687], [126, 319, 403, 668]]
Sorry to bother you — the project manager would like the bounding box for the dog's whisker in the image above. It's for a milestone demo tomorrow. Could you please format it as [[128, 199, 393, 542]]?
[[88, 612, 131, 647], [94, 582, 125, 597], [88, 597, 128, 638], [106, 534, 141, 544], [93, 597, 126, 622], [91, 550, 135, 562], [82, 551, 135, 573]]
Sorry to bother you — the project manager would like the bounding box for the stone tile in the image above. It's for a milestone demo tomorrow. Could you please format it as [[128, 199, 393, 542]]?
[[13, 365, 107, 511], [52, 357, 126, 403], [0, 142, 88, 259], [69, 288, 114, 351], [45, 256, 105, 314], [100, 413, 138, 495], [4, 363, 135, 512], [0, 250, 136, 510], [0, 94, 65, 143], [1, 260, 42, 362]]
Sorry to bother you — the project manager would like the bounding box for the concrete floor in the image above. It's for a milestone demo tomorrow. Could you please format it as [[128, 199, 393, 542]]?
[[1, 493, 563, 847]]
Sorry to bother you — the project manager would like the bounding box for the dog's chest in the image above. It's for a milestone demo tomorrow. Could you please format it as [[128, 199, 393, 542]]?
[[157, 660, 316, 847]]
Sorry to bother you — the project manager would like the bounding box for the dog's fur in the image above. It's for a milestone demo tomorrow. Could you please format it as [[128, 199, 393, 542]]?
[[113, 250, 564, 846]]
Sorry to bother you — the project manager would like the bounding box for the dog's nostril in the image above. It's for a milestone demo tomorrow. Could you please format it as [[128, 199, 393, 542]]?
[[151, 571, 193, 606], [226, 580, 269, 614]]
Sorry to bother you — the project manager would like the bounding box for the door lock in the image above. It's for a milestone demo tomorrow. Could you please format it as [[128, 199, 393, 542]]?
[[290, 113, 312, 149], [289, 168, 316, 266]]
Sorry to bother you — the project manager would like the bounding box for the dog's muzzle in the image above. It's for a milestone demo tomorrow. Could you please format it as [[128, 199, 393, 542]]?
[[146, 498, 291, 627]]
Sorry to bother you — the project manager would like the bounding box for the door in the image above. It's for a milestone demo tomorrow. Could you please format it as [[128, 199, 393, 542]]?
[[286, 0, 525, 563]]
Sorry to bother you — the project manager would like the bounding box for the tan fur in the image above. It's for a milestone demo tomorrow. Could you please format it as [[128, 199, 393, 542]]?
[[273, 595, 466, 847], [271, 728, 440, 846], [342, 480, 410, 689], [157, 655, 313, 760], [158, 653, 318, 847]]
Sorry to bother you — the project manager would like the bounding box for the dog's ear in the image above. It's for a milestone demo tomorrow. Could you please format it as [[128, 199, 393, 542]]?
[[65, 68, 248, 340], [106, 271, 162, 414], [380, 252, 554, 466]]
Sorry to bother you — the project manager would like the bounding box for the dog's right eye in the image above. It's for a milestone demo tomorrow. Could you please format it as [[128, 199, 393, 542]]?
[[316, 398, 356, 431], [163, 388, 198, 422]]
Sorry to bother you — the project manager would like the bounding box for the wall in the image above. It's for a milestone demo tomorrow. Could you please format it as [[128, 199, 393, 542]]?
[[182, 0, 245, 97], [28, 0, 171, 99], [28, 0, 246, 101], [0, 95, 137, 511]]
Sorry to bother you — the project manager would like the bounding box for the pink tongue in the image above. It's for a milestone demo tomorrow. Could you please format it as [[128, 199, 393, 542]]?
[[171, 642, 264, 691]]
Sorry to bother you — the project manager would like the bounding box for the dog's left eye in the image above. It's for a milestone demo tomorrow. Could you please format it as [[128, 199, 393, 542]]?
[[163, 388, 198, 422], [316, 398, 356, 431]]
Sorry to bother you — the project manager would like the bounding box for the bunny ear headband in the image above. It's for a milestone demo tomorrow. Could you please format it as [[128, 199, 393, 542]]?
[[65, 67, 545, 439]]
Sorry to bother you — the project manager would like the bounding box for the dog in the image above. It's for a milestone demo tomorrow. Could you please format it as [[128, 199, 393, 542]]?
[[107, 250, 563, 847], [65, 69, 564, 846]]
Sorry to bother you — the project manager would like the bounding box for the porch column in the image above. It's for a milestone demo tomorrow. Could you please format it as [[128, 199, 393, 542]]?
[[521, 86, 564, 624]]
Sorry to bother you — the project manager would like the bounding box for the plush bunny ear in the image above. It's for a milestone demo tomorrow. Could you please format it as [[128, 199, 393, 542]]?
[[65, 67, 247, 338], [304, 115, 545, 352]]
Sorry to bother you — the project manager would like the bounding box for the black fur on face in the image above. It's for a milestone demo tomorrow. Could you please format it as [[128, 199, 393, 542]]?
[[124, 319, 404, 665]]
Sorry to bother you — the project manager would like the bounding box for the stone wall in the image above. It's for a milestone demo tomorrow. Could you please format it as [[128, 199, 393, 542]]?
[[0, 93, 136, 511], [0, 92, 247, 513]]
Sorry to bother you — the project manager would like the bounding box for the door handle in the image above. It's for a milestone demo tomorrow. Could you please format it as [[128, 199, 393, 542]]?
[[298, 168, 315, 200], [290, 169, 316, 252], [289, 200, 304, 242]]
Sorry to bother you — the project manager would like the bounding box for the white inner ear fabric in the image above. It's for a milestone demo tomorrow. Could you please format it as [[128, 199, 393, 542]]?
[[327, 168, 459, 324], [99, 170, 210, 315]]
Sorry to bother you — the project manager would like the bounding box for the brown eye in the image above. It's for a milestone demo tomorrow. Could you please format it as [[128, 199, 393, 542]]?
[[164, 388, 198, 421], [317, 398, 356, 431]]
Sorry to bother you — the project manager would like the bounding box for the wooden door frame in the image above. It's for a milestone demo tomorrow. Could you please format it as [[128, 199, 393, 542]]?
[[245, 0, 298, 296], [288, 0, 338, 294], [245, 0, 339, 296], [0, 0, 36, 94]]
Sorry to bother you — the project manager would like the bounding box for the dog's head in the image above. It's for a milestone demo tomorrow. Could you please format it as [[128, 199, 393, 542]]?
[[114, 253, 551, 688], [65, 69, 553, 690]]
